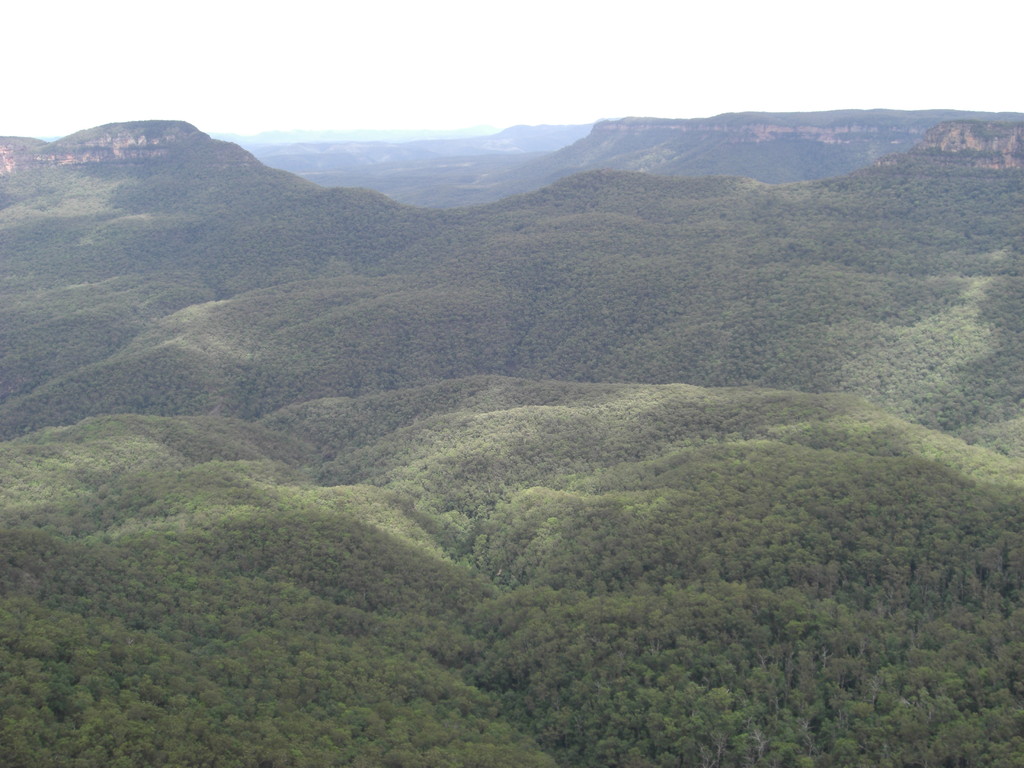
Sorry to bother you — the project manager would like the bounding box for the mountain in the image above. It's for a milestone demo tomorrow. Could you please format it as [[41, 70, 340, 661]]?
[[275, 109, 1024, 207], [246, 123, 593, 207], [247, 124, 594, 170], [1, 120, 255, 171], [879, 119, 1024, 170], [3, 117, 1024, 767], [3, 119, 1023, 448], [507, 109, 1024, 184], [215, 126, 501, 145]]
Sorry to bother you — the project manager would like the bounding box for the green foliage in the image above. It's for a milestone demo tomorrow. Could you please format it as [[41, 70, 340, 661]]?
[[4, 130, 1024, 449], [5, 121, 1024, 765], [3, 381, 1024, 765], [434, 109, 1024, 205], [0, 411, 552, 766]]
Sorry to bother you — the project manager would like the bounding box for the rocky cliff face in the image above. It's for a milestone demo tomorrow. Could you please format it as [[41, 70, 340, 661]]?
[[0, 121, 255, 175], [0, 137, 48, 174], [589, 117, 920, 146], [895, 121, 1024, 169], [516, 111, 967, 185]]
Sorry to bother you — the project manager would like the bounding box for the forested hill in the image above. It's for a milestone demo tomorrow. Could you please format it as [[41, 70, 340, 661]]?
[[2, 119, 1023, 450], [3, 117, 1024, 767], [278, 109, 1024, 206], [491, 109, 1024, 192], [4, 379, 1024, 767]]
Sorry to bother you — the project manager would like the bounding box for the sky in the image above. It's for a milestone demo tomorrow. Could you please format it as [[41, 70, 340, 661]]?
[[5, 0, 1022, 139]]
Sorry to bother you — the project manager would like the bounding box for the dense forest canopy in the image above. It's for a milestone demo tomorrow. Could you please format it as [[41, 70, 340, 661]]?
[[2, 115, 1024, 767]]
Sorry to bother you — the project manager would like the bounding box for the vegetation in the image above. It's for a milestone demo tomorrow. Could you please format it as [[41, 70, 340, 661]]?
[[4, 148, 1023, 447], [266, 110, 1024, 206], [3, 384, 1024, 766], [3, 119, 1024, 765]]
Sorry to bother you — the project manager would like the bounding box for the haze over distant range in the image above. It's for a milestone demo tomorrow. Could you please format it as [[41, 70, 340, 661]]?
[[6, 0, 1022, 139]]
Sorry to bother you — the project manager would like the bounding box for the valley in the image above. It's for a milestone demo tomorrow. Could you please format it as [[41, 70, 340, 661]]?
[[1, 113, 1024, 767]]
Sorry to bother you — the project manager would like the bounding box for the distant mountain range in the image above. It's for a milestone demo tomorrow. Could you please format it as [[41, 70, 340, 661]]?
[[242, 124, 594, 167], [241, 110, 1024, 206], [215, 125, 503, 145], [239, 123, 593, 207]]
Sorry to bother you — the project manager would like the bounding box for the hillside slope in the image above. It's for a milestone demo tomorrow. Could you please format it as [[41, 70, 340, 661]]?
[[519, 110, 1024, 181], [281, 109, 1024, 206], [3, 119, 1023, 450], [3, 382, 1024, 766], [4, 117, 1024, 766]]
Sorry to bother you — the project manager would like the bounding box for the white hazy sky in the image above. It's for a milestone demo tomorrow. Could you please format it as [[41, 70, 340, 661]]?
[[5, 0, 1022, 138]]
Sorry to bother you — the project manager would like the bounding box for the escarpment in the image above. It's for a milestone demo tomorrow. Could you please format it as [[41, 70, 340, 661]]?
[[877, 120, 1024, 170], [0, 121, 257, 174]]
